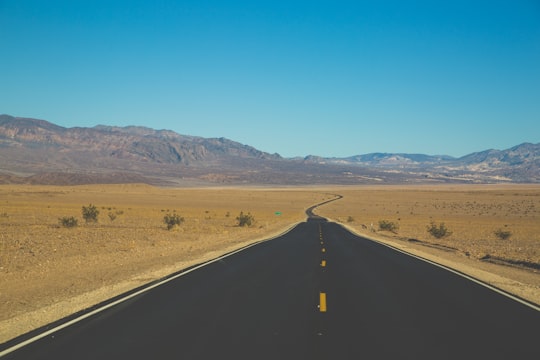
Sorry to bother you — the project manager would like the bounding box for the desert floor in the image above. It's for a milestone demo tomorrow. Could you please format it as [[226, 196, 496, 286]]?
[[1, 184, 539, 343]]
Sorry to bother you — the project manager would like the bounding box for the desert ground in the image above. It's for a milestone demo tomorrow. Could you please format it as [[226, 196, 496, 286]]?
[[1, 184, 539, 343]]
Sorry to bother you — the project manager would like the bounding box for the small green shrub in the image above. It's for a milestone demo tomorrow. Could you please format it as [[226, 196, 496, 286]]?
[[378, 220, 399, 233], [236, 211, 254, 227], [82, 204, 99, 223], [164, 213, 184, 230], [427, 222, 452, 239], [59, 216, 78, 228], [494, 229, 512, 240]]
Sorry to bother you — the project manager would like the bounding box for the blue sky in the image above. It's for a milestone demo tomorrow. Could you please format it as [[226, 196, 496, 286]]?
[[1, 0, 539, 158]]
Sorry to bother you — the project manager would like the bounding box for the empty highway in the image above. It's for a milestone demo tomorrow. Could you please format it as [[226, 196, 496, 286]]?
[[1, 216, 538, 359]]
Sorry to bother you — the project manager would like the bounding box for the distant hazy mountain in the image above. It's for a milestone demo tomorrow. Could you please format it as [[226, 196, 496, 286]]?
[[304, 153, 455, 167], [303, 143, 539, 183], [0, 114, 538, 185]]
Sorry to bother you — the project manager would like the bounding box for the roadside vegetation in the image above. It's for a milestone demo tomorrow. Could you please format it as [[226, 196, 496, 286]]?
[[236, 211, 255, 227], [58, 216, 78, 228], [426, 221, 452, 239], [82, 204, 99, 223], [164, 212, 184, 230], [378, 219, 399, 233], [57, 204, 259, 231], [494, 228, 512, 240]]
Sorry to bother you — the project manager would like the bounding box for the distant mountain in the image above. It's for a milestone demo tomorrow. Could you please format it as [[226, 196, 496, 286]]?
[[304, 153, 455, 167], [442, 143, 540, 182], [457, 143, 539, 167], [0, 114, 538, 185], [303, 143, 540, 183], [0, 114, 280, 165]]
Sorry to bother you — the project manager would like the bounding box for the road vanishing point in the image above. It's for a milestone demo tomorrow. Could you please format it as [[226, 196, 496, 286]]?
[[1, 198, 539, 359]]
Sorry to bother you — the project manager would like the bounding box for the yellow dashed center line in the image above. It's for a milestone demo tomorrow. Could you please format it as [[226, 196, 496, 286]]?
[[318, 227, 328, 313], [319, 292, 327, 312]]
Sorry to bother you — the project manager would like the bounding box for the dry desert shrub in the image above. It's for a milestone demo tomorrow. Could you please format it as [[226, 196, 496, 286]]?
[[82, 204, 99, 223], [427, 221, 452, 239], [58, 216, 78, 228], [494, 228, 512, 240], [378, 219, 399, 233], [236, 211, 254, 227], [164, 213, 184, 230]]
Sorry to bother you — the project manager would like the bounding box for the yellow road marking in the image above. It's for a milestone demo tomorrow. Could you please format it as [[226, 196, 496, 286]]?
[[319, 292, 327, 312], [321, 260, 326, 267], [322, 248, 326, 253]]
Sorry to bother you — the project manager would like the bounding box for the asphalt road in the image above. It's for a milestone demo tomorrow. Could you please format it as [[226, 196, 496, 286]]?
[[2, 217, 539, 359]]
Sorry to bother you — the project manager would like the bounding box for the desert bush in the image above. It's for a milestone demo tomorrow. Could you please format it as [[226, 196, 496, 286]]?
[[164, 213, 184, 230], [82, 204, 99, 223], [236, 211, 254, 227], [494, 229, 512, 240], [427, 222, 452, 239], [378, 220, 399, 233], [59, 216, 78, 228], [347, 216, 355, 223], [108, 209, 123, 221]]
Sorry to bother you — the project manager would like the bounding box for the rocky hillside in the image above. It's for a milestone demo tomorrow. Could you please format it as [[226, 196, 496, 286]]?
[[0, 114, 279, 165], [0, 114, 538, 185], [303, 144, 540, 183], [0, 115, 291, 184]]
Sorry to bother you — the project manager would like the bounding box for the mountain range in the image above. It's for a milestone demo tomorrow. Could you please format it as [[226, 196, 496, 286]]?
[[0, 114, 538, 185]]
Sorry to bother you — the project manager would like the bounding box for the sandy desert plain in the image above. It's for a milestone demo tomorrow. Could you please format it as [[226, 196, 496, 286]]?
[[0, 183, 539, 343]]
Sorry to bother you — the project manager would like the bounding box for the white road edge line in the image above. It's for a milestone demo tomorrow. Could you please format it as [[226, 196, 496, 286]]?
[[0, 222, 301, 358], [339, 223, 540, 312]]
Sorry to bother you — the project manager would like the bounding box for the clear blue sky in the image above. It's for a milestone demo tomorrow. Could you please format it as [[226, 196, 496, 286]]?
[[1, 0, 539, 158]]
